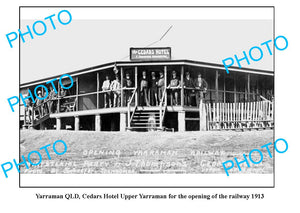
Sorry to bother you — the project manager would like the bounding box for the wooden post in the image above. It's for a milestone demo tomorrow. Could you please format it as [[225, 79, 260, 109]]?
[[247, 74, 250, 101], [208, 103, 212, 130], [234, 73, 237, 103], [246, 102, 250, 122], [230, 103, 233, 122], [250, 102, 253, 122], [241, 102, 244, 121], [164, 66, 167, 88], [57, 82, 60, 113], [95, 114, 101, 131], [128, 105, 131, 128], [238, 102, 241, 121], [217, 102, 220, 125], [178, 111, 185, 132], [75, 76, 79, 111], [120, 67, 124, 107], [199, 99, 207, 131], [256, 76, 259, 101], [74, 116, 80, 131], [180, 65, 184, 107], [215, 70, 219, 103], [221, 103, 224, 126], [96, 73, 99, 109], [120, 112, 126, 132], [135, 66, 138, 106], [223, 72, 226, 103], [56, 117, 61, 130], [213, 102, 215, 125], [164, 65, 167, 105]]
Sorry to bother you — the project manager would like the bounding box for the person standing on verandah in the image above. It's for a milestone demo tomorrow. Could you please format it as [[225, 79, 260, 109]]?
[[102, 75, 111, 108], [140, 71, 150, 106], [110, 75, 121, 107], [123, 72, 133, 106], [157, 71, 165, 105], [183, 71, 195, 106], [194, 73, 208, 107], [34, 90, 44, 118], [149, 71, 158, 106], [47, 86, 57, 113], [24, 94, 33, 124], [168, 70, 181, 106]]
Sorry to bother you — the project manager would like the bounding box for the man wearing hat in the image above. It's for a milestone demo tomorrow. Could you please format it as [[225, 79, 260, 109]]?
[[183, 71, 195, 106], [24, 91, 33, 124], [46, 85, 57, 113], [149, 71, 158, 106], [139, 71, 150, 106], [110, 75, 121, 107], [123, 73, 133, 105], [168, 70, 180, 106], [157, 71, 165, 104], [102, 75, 111, 108], [58, 87, 66, 112], [195, 73, 208, 107], [34, 90, 44, 118]]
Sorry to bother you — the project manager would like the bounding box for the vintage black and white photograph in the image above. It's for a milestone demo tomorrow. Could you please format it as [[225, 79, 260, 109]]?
[[19, 7, 274, 187]]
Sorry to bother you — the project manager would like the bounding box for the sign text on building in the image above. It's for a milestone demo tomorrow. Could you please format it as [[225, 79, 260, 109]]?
[[130, 47, 171, 61]]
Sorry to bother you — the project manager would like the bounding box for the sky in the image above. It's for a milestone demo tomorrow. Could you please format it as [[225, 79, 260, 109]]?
[[20, 8, 273, 84]]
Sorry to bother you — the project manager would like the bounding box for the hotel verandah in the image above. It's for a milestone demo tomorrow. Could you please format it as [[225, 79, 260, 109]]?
[[20, 47, 274, 132]]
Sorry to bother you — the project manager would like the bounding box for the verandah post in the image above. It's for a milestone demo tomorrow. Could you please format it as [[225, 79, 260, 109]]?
[[135, 66, 138, 106], [74, 116, 79, 131], [120, 67, 124, 107], [56, 117, 61, 130], [95, 114, 101, 131], [96, 73, 99, 109], [247, 74, 251, 101], [215, 70, 219, 103], [76, 76, 79, 111], [164, 65, 167, 105], [199, 98, 207, 131], [180, 65, 184, 107]]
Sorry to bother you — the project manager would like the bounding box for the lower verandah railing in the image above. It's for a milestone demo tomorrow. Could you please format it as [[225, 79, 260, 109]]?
[[205, 100, 274, 130]]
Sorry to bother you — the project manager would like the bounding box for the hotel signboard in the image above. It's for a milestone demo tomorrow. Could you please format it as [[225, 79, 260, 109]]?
[[130, 47, 171, 61]]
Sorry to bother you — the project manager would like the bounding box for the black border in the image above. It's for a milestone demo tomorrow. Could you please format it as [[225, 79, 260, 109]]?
[[19, 6, 275, 188]]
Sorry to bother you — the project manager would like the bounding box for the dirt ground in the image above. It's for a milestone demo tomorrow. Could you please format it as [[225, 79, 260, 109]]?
[[20, 130, 274, 175]]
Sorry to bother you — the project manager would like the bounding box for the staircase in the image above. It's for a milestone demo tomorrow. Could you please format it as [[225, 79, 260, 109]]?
[[32, 113, 50, 127], [126, 87, 168, 131], [23, 102, 51, 129], [127, 108, 164, 131]]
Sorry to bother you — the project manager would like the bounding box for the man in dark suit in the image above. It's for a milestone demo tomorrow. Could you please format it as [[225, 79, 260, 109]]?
[[149, 72, 158, 106], [140, 71, 150, 106], [168, 70, 180, 106], [194, 73, 208, 107], [157, 71, 165, 104], [123, 73, 133, 105], [183, 71, 195, 106]]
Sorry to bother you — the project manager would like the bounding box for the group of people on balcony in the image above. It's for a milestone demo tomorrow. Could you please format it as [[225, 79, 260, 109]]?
[[167, 71, 208, 107], [24, 86, 69, 123], [24, 69, 208, 124], [139, 70, 165, 106], [101, 70, 208, 108]]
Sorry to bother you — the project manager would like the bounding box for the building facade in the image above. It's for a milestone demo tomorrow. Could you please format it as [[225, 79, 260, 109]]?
[[20, 48, 274, 132]]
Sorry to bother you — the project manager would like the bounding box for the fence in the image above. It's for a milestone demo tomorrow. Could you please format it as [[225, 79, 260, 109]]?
[[205, 100, 274, 130]]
